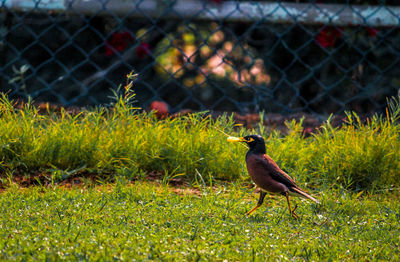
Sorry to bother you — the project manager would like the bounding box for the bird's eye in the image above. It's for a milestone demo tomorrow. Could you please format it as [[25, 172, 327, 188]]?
[[247, 137, 255, 142]]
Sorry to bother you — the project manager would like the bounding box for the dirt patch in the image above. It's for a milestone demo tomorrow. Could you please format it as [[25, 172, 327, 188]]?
[[0, 170, 199, 193], [0, 169, 252, 197], [0, 170, 111, 190]]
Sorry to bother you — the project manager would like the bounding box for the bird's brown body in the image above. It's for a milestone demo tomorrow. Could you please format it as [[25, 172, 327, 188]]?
[[227, 134, 319, 218], [246, 153, 293, 195]]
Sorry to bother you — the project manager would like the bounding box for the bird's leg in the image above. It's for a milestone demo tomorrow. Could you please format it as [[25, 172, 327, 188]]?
[[246, 191, 267, 216], [292, 203, 298, 212], [285, 192, 299, 219]]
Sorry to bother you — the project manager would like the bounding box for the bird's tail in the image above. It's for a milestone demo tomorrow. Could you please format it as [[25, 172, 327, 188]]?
[[290, 187, 320, 204]]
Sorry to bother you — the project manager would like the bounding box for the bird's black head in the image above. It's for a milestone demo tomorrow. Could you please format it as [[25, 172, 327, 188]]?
[[227, 134, 266, 154]]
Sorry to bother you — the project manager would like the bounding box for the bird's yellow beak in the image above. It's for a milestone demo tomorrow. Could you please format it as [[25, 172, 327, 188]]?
[[227, 136, 246, 143]]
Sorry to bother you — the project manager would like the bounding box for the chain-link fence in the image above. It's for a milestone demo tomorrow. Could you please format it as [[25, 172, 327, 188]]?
[[1, 1, 400, 115]]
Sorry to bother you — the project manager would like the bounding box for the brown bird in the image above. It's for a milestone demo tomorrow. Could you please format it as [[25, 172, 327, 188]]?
[[227, 134, 319, 218]]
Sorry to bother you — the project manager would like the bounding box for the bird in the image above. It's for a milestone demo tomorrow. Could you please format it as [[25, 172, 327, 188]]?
[[227, 134, 319, 218]]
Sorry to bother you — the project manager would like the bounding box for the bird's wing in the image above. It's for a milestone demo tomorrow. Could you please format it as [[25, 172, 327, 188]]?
[[254, 154, 319, 203], [254, 154, 298, 188]]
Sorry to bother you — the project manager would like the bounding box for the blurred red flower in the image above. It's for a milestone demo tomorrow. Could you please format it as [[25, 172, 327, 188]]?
[[366, 27, 378, 38], [136, 42, 150, 59], [150, 100, 169, 119], [105, 32, 133, 56], [315, 27, 342, 48]]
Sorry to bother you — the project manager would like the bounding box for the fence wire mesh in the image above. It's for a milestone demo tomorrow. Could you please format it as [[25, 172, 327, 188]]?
[[1, 1, 400, 115]]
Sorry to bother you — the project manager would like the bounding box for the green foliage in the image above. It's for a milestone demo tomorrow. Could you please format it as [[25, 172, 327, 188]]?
[[0, 84, 399, 191], [0, 83, 399, 259], [8, 65, 30, 95], [0, 92, 245, 183], [260, 97, 400, 191], [0, 184, 399, 260]]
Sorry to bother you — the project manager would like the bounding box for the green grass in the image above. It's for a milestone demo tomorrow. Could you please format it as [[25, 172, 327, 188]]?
[[0, 93, 245, 183], [1, 183, 399, 261], [0, 91, 399, 191], [265, 111, 400, 191], [1, 78, 400, 260]]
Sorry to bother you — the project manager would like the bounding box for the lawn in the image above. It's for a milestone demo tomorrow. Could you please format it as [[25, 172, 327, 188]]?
[[1, 183, 399, 261], [0, 82, 400, 260]]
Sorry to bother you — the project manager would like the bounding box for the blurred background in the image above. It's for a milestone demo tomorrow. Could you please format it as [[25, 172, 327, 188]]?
[[1, 0, 400, 116]]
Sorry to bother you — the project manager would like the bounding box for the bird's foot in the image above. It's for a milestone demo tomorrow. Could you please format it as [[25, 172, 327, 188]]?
[[291, 211, 299, 219], [289, 204, 299, 219]]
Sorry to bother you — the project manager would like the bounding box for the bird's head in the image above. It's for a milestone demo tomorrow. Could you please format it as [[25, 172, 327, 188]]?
[[227, 134, 266, 154]]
